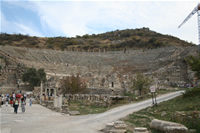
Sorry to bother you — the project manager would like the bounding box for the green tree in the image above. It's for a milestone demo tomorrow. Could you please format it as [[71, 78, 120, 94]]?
[[60, 74, 87, 94], [22, 68, 46, 87], [37, 68, 46, 82], [132, 73, 151, 95], [186, 54, 200, 79]]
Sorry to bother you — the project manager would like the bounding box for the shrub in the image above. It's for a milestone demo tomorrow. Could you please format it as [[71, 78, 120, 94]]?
[[0, 43, 6, 46], [149, 38, 156, 43], [47, 44, 54, 49], [182, 87, 200, 98], [60, 74, 88, 94]]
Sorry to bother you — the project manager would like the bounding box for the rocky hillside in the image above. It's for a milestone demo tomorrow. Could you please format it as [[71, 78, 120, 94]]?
[[0, 27, 195, 51]]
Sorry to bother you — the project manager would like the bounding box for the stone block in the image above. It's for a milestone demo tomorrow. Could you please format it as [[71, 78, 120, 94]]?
[[164, 126, 188, 133], [161, 111, 167, 117], [61, 104, 68, 109], [47, 101, 53, 108], [102, 121, 127, 133], [102, 122, 115, 133], [113, 121, 127, 129], [189, 129, 197, 133], [42, 104, 47, 106], [69, 111, 80, 115], [109, 129, 126, 133], [150, 119, 188, 133], [106, 122, 114, 127], [134, 127, 149, 133], [53, 107, 62, 112], [61, 105, 69, 113]]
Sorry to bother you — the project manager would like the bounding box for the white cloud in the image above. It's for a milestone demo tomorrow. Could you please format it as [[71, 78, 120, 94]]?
[[1, 12, 14, 33], [2, 1, 200, 44], [1, 12, 43, 36], [32, 1, 106, 36], [14, 23, 43, 36], [30, 1, 199, 44]]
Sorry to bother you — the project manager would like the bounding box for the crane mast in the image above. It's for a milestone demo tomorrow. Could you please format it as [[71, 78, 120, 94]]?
[[197, 10, 200, 51], [178, 3, 200, 52]]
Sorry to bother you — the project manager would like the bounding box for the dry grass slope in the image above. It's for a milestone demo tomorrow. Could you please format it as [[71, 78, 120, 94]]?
[[0, 27, 195, 51]]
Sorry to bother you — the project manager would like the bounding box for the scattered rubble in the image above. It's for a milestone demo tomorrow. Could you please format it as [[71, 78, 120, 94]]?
[[102, 121, 127, 133]]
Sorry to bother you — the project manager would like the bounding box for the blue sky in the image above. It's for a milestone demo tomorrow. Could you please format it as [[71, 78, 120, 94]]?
[[1, 0, 200, 44]]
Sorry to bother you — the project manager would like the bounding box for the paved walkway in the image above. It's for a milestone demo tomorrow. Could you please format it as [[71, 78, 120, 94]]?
[[0, 91, 183, 133]]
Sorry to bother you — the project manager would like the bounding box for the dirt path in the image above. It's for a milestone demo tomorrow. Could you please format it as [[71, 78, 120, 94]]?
[[1, 91, 183, 133]]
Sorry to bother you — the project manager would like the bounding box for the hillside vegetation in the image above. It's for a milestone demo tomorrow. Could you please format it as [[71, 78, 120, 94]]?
[[0, 27, 195, 51], [123, 88, 200, 133]]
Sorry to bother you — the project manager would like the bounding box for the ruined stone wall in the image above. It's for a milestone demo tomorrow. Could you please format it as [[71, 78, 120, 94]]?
[[0, 45, 198, 91], [0, 50, 29, 93]]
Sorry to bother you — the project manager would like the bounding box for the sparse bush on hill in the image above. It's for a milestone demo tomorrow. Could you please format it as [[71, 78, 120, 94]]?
[[47, 43, 54, 49], [82, 34, 90, 39], [47, 38, 54, 44], [148, 37, 156, 43], [82, 45, 90, 50], [0, 28, 195, 51], [59, 43, 66, 51]]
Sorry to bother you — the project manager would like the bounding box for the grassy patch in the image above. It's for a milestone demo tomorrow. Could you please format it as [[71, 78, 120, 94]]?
[[68, 100, 109, 115], [122, 88, 200, 132], [68, 89, 184, 115], [182, 87, 200, 98], [124, 88, 183, 102]]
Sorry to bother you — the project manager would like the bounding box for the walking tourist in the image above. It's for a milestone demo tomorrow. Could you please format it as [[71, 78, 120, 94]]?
[[24, 93, 27, 101], [0, 95, 2, 107], [5, 97, 9, 106], [13, 93, 15, 99], [10, 96, 13, 106], [29, 97, 32, 106], [1, 96, 4, 105], [21, 98, 26, 113], [13, 97, 19, 114]]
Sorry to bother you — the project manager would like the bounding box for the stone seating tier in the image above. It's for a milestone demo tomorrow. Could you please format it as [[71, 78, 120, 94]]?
[[0, 46, 186, 66], [0, 46, 197, 81]]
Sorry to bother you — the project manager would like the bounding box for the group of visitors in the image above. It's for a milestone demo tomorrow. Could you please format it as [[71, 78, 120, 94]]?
[[0, 92, 32, 114]]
